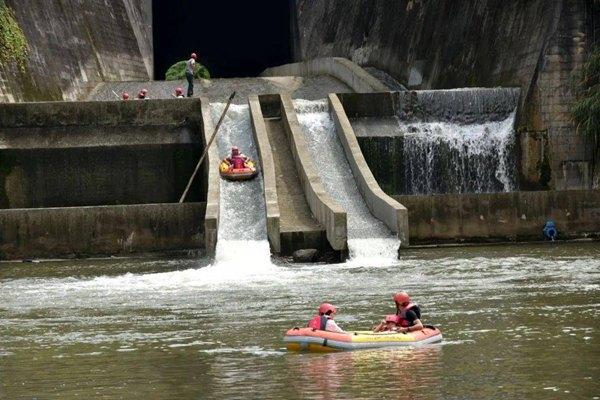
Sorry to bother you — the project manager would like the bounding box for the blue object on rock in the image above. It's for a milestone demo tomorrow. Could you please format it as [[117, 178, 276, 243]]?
[[543, 220, 557, 241]]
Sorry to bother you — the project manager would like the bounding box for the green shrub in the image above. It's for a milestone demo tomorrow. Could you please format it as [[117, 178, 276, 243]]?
[[0, 3, 29, 71], [165, 60, 210, 80], [572, 48, 600, 176]]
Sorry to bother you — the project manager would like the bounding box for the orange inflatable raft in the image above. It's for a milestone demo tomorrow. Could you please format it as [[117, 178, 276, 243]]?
[[219, 159, 258, 181], [284, 325, 442, 352]]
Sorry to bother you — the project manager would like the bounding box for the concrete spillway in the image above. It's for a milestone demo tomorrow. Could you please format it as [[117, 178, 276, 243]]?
[[210, 103, 271, 266], [293, 99, 398, 262]]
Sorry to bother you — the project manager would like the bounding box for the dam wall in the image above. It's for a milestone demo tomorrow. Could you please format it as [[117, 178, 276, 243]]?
[[295, 0, 599, 190], [0, 99, 207, 260], [0, 0, 152, 102], [395, 190, 600, 244], [0, 203, 205, 260]]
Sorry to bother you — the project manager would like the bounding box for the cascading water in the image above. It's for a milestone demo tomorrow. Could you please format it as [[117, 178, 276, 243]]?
[[293, 99, 399, 264], [209, 103, 273, 273], [395, 88, 519, 194]]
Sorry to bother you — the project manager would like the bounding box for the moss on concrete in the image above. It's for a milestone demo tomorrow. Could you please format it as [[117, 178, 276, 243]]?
[[0, 2, 29, 71], [538, 154, 551, 188], [0, 152, 13, 208]]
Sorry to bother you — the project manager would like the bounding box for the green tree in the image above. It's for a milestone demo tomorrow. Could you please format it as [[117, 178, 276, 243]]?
[[572, 48, 600, 186], [165, 60, 210, 80]]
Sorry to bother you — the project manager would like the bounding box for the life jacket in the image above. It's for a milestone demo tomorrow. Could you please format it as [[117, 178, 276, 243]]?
[[230, 155, 245, 169], [385, 302, 418, 327], [307, 315, 331, 330]]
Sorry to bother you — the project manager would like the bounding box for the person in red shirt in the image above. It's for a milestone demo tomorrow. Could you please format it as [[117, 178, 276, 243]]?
[[226, 146, 248, 169]]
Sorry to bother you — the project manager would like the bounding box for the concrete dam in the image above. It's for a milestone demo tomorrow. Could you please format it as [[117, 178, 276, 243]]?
[[0, 0, 598, 261], [2, 64, 598, 261]]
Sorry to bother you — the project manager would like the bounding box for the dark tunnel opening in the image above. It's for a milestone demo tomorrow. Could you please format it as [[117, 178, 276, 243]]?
[[152, 0, 295, 80]]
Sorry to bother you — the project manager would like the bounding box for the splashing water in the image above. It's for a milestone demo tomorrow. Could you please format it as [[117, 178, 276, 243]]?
[[399, 115, 517, 194], [293, 99, 399, 263], [394, 88, 518, 194], [210, 103, 273, 272]]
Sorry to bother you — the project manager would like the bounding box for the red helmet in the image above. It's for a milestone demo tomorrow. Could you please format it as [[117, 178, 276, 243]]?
[[318, 303, 337, 315], [175, 87, 183, 95], [191, 53, 197, 59], [231, 146, 239, 156], [393, 292, 411, 305], [122, 92, 130, 100]]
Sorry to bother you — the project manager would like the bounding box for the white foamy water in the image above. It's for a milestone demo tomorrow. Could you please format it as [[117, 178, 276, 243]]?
[[0, 103, 282, 299], [210, 103, 272, 269], [398, 113, 517, 194], [293, 99, 399, 262]]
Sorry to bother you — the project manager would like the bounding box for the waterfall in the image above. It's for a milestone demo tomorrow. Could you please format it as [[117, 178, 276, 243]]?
[[395, 88, 519, 194]]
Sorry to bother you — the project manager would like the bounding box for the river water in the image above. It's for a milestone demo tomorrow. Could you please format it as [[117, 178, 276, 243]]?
[[1, 243, 598, 399]]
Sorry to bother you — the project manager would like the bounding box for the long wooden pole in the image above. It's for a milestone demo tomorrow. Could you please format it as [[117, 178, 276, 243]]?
[[179, 91, 236, 203]]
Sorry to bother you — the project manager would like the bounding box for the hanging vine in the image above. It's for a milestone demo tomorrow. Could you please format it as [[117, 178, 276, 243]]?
[[572, 48, 600, 184]]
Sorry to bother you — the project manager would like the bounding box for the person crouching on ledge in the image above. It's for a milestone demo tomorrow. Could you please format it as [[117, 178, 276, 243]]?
[[307, 303, 346, 333], [373, 291, 424, 333]]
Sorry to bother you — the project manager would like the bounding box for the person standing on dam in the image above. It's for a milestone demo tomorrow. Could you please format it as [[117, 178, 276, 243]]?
[[186, 52, 197, 97]]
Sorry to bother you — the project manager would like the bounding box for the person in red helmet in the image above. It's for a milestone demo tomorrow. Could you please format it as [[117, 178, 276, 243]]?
[[373, 291, 423, 333], [174, 87, 184, 98], [121, 92, 130, 101], [225, 146, 248, 169], [137, 88, 149, 100], [307, 303, 345, 333], [186, 52, 197, 97]]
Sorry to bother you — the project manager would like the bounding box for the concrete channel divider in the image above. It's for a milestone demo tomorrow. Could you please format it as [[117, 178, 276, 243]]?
[[261, 57, 389, 93], [200, 97, 220, 255], [328, 94, 410, 247], [279, 94, 348, 252], [248, 95, 281, 253]]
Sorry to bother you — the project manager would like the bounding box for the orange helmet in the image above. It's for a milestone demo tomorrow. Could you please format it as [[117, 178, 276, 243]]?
[[318, 303, 337, 315], [393, 292, 411, 304]]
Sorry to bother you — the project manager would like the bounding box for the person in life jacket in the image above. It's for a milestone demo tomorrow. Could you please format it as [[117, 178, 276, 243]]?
[[174, 87, 184, 98], [373, 292, 424, 333], [225, 146, 248, 170], [137, 88, 149, 100], [307, 303, 345, 333], [542, 220, 558, 241]]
